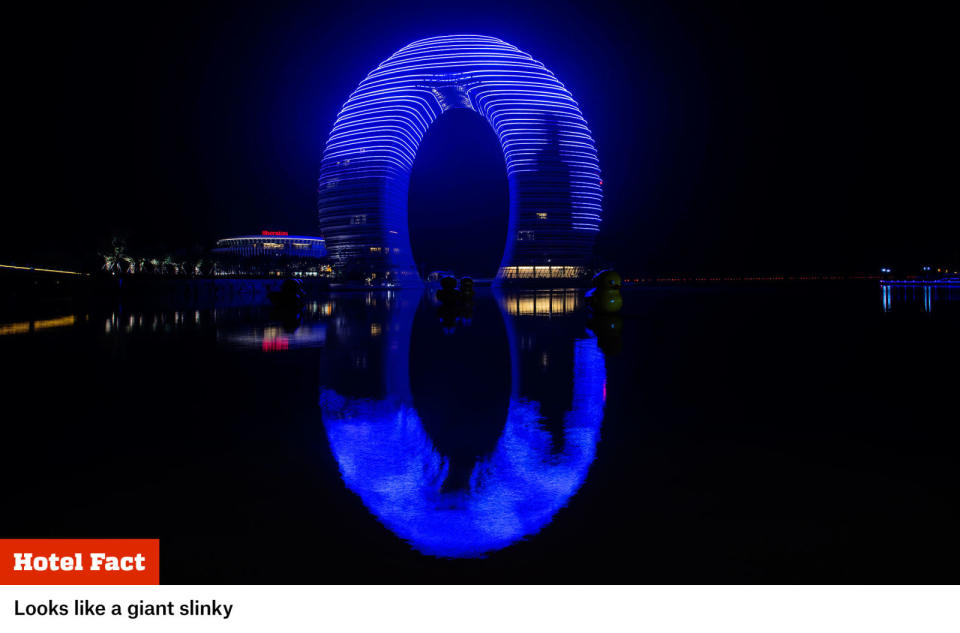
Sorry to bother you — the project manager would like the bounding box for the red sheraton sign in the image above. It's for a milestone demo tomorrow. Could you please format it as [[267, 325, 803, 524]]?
[[261, 230, 288, 236], [0, 539, 159, 585]]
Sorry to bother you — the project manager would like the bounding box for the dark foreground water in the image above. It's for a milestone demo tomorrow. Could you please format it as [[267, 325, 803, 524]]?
[[2, 283, 957, 583]]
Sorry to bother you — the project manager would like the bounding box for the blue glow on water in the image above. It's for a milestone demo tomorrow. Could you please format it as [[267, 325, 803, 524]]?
[[320, 334, 606, 558]]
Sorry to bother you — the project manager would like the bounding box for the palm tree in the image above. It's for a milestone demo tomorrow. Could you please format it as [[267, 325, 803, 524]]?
[[99, 237, 131, 275], [150, 255, 175, 275]]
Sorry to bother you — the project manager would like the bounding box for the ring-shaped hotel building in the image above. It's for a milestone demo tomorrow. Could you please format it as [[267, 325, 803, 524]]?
[[317, 35, 602, 284]]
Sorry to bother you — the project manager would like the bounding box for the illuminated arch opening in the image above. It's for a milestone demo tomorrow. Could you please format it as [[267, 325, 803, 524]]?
[[317, 35, 602, 284], [407, 108, 510, 278]]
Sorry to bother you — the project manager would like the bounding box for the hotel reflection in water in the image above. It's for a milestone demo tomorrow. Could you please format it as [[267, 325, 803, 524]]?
[[315, 289, 607, 558], [3, 289, 609, 558]]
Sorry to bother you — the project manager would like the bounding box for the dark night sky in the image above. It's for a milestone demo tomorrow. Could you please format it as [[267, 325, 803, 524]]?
[[12, 1, 955, 274]]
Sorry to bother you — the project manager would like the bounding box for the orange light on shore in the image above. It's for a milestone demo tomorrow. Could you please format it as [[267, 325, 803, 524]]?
[[0, 264, 86, 276]]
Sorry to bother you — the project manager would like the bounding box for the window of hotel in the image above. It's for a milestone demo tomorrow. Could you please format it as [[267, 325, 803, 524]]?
[[351, 215, 367, 225], [518, 231, 535, 241], [536, 212, 548, 220], [497, 266, 583, 280]]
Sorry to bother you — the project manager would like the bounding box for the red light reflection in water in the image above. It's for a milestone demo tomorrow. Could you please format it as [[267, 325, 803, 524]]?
[[262, 338, 289, 352]]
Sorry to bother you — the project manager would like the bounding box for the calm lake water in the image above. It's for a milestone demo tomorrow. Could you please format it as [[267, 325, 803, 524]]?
[[2, 283, 957, 583]]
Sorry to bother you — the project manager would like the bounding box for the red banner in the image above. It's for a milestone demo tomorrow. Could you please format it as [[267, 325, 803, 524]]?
[[0, 539, 159, 585]]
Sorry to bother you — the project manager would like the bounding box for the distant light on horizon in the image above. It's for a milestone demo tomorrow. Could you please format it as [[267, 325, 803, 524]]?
[[0, 263, 86, 276]]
